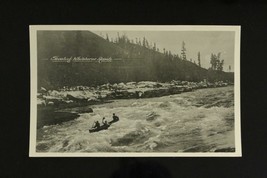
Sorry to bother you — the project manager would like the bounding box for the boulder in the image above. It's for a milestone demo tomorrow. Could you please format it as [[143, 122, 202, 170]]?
[[47, 101, 54, 105], [66, 94, 87, 102], [37, 99, 46, 106]]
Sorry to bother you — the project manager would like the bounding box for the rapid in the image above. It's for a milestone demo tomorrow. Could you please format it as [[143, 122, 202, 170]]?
[[36, 86, 235, 153]]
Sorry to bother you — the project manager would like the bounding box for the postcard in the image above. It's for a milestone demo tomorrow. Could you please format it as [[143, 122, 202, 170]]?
[[29, 25, 241, 157]]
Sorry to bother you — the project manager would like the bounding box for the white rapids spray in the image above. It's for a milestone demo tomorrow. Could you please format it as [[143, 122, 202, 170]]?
[[36, 86, 235, 153]]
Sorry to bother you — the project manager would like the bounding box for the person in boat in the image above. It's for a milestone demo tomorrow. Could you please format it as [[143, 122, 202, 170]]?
[[102, 117, 108, 126], [112, 113, 119, 122], [93, 120, 100, 128]]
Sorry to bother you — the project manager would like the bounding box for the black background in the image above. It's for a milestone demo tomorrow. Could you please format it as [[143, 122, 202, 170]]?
[[1, 0, 267, 177]]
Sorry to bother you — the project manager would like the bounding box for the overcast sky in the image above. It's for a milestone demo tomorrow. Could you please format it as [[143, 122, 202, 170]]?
[[93, 31, 235, 72]]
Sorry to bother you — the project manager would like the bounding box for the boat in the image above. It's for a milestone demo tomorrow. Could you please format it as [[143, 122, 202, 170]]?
[[89, 124, 110, 133], [108, 118, 119, 125], [89, 118, 119, 133]]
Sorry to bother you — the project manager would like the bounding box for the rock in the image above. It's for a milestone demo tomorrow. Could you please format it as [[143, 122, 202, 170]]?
[[155, 83, 163, 88], [142, 89, 168, 98], [112, 90, 136, 99], [137, 81, 157, 88], [181, 81, 188, 85], [136, 91, 143, 98], [37, 93, 43, 98], [37, 110, 79, 129], [168, 86, 182, 94], [37, 99, 46, 106], [66, 94, 88, 102], [78, 86, 84, 91], [184, 86, 193, 92], [64, 100, 73, 104], [41, 87, 46, 91], [117, 82, 126, 89], [112, 83, 118, 89], [47, 101, 54, 105], [49, 90, 61, 96], [40, 87, 47, 93]]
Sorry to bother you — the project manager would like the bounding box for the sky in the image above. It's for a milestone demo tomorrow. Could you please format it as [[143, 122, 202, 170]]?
[[93, 31, 235, 72]]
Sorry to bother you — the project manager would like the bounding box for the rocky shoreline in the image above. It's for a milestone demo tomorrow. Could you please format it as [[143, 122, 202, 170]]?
[[37, 80, 231, 128]]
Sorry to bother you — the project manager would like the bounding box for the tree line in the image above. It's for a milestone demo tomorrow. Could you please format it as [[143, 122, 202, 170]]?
[[103, 32, 227, 71], [38, 31, 233, 89]]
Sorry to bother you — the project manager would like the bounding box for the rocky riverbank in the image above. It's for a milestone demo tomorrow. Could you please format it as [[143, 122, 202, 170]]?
[[38, 80, 230, 107], [37, 80, 230, 128]]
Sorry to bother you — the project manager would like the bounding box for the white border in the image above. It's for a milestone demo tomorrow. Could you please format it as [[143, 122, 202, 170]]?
[[29, 25, 241, 157]]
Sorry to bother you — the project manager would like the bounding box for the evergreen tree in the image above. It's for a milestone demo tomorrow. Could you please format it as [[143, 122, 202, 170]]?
[[106, 34, 109, 42], [153, 43, 156, 51], [210, 53, 217, 70], [197, 52, 201, 67], [218, 59, 224, 71], [181, 41, 187, 60], [210, 52, 224, 71], [145, 40, 149, 48], [143, 37, 146, 47], [168, 51, 172, 58]]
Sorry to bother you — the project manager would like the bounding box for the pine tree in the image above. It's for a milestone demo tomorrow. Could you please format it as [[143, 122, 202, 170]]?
[[106, 34, 109, 42], [181, 41, 187, 60], [153, 43, 156, 51], [197, 52, 201, 67], [210, 52, 224, 71], [169, 51, 172, 58], [218, 59, 224, 71], [146, 40, 150, 49], [142, 37, 146, 47], [210, 53, 216, 70]]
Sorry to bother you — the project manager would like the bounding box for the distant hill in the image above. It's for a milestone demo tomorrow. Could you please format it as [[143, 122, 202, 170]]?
[[37, 31, 234, 89], [37, 31, 124, 59]]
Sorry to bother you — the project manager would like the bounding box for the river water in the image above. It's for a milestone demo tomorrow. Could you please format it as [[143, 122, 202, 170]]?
[[36, 86, 235, 153]]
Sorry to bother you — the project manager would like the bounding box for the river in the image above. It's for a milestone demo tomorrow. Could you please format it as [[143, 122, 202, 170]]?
[[36, 86, 235, 153]]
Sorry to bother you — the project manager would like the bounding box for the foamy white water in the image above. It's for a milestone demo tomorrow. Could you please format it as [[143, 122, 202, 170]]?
[[36, 86, 234, 153]]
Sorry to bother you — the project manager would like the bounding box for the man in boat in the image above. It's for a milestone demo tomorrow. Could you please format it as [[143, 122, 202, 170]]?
[[112, 113, 119, 122], [93, 120, 100, 128], [102, 117, 108, 126]]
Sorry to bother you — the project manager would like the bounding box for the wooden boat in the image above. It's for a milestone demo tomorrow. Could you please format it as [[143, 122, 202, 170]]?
[[89, 124, 110, 133], [108, 118, 119, 125]]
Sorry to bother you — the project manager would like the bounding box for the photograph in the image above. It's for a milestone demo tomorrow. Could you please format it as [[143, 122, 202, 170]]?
[[29, 25, 241, 157]]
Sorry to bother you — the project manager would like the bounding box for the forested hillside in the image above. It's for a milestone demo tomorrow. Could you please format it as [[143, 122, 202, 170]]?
[[37, 31, 234, 89]]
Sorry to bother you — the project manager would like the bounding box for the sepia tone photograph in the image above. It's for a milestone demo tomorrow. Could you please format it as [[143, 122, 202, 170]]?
[[29, 25, 241, 157]]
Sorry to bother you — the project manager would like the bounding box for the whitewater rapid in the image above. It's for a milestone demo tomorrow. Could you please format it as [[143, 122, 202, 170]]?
[[36, 86, 235, 153]]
